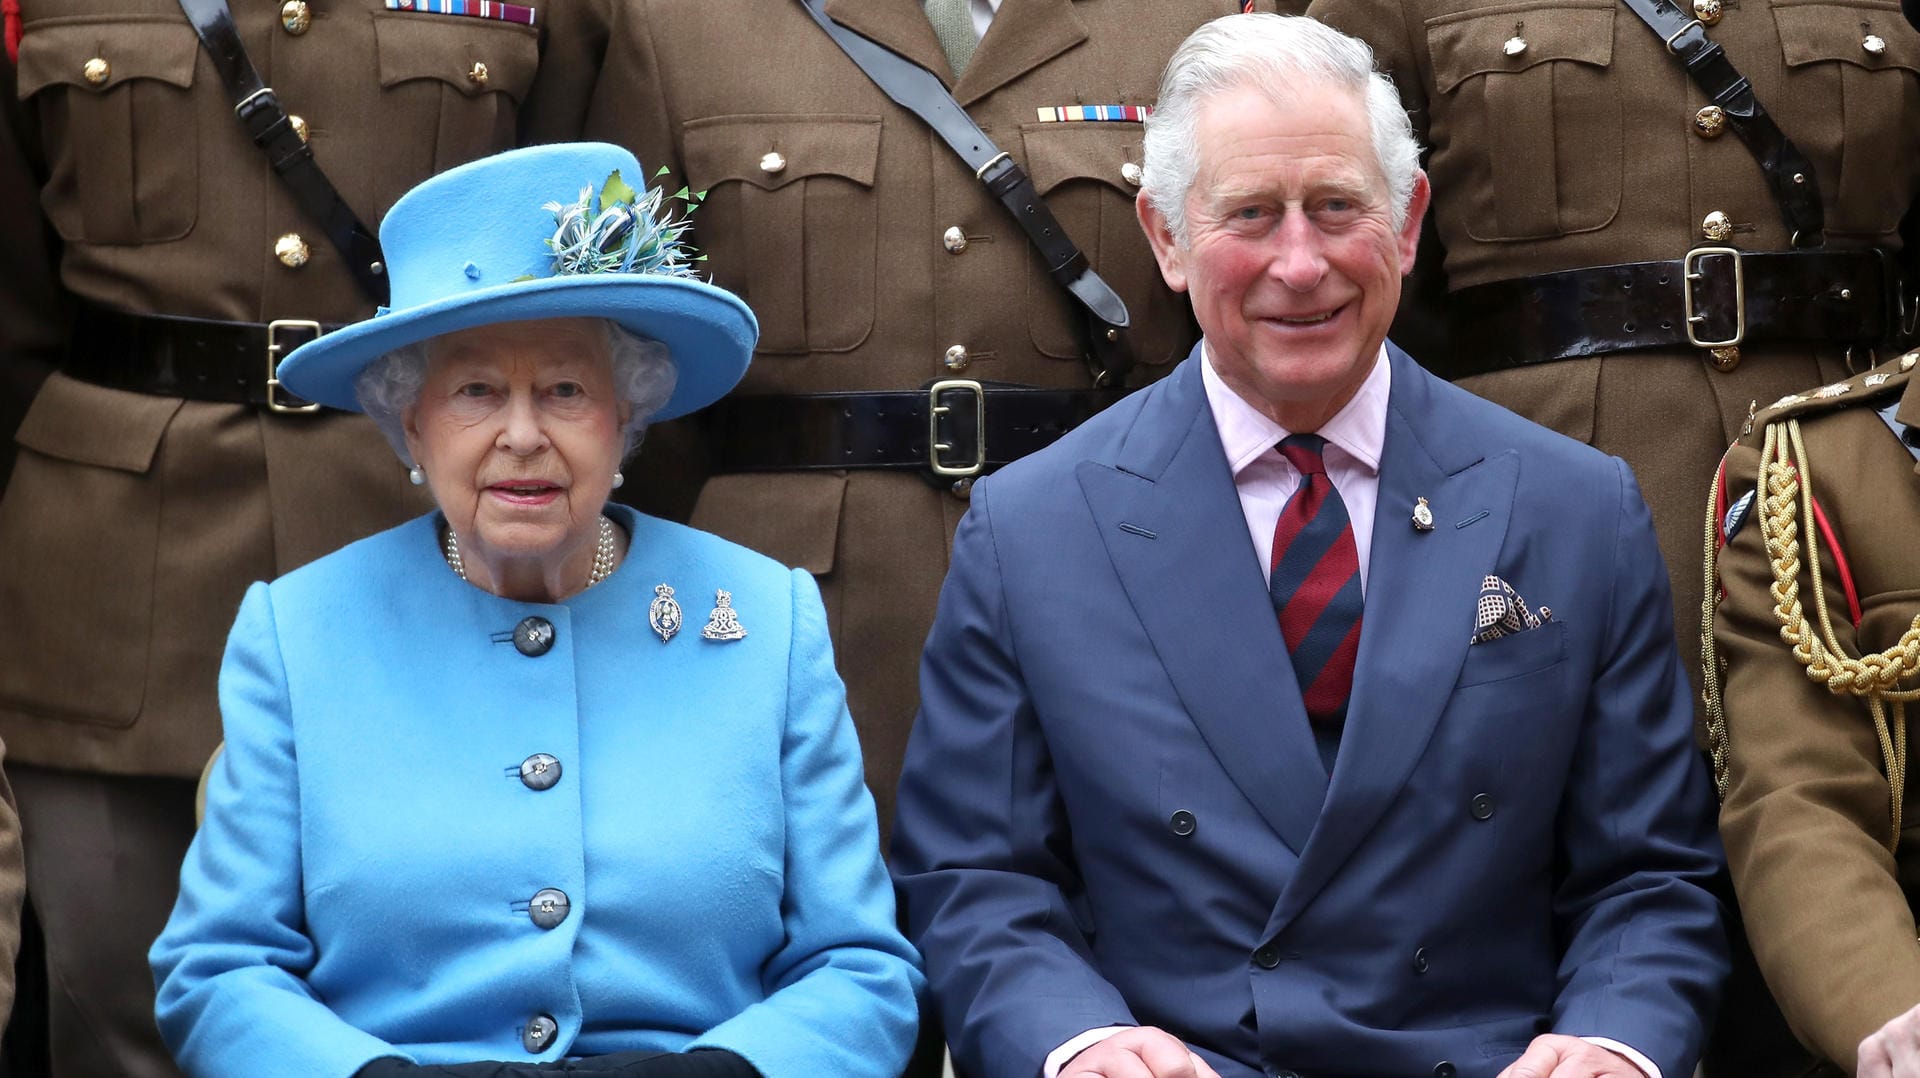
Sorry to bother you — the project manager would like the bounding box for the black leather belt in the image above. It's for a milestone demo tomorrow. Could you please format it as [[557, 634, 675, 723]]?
[[65, 305, 343, 411], [1439, 249, 1909, 378], [702, 381, 1121, 479]]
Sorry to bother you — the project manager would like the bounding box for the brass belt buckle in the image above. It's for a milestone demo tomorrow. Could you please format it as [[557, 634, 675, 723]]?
[[1682, 247, 1746, 350], [928, 379, 986, 478], [266, 319, 324, 414]]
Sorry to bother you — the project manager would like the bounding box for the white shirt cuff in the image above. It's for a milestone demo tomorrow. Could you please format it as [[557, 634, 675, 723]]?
[[1580, 1036, 1661, 1078], [1043, 1026, 1134, 1078]]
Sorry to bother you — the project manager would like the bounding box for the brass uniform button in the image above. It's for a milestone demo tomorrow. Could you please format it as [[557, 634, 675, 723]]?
[[1502, 35, 1527, 57], [1692, 0, 1722, 24], [1120, 161, 1143, 186], [274, 233, 311, 268], [1701, 210, 1734, 242], [281, 0, 311, 35], [943, 344, 969, 372], [759, 151, 786, 174], [82, 57, 110, 86], [942, 226, 968, 253], [949, 477, 973, 499], [467, 60, 489, 86], [1692, 105, 1726, 139], [288, 114, 309, 143], [1864, 34, 1887, 56], [1709, 346, 1741, 372]]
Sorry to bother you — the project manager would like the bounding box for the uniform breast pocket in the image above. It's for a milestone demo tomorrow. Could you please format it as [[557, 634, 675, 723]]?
[[681, 115, 882, 355], [1425, 4, 1621, 242], [1019, 122, 1189, 369], [1772, 1, 1920, 238], [15, 17, 200, 245], [372, 13, 538, 174]]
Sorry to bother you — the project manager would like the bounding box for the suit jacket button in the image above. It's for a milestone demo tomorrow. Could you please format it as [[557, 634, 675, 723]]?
[[1168, 809, 1196, 836], [519, 754, 561, 791], [1470, 792, 1494, 820], [1253, 944, 1280, 969], [1411, 946, 1430, 974], [1434, 1064, 1457, 1078], [1275, 1071, 1302, 1078], [514, 616, 555, 656], [524, 1013, 558, 1052], [529, 888, 570, 929]]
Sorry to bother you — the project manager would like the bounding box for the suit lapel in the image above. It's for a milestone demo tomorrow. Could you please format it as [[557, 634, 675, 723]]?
[[955, 0, 1088, 106], [1270, 347, 1519, 929], [823, 0, 954, 85], [1078, 354, 1328, 855]]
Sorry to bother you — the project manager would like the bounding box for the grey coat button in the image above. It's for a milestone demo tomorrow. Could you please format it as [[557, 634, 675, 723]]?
[[529, 888, 570, 929], [1470, 792, 1495, 820], [513, 616, 555, 656], [523, 1013, 558, 1052], [1253, 944, 1280, 969], [1168, 809, 1197, 836], [1411, 946, 1430, 974], [519, 754, 561, 791], [1434, 1063, 1457, 1078]]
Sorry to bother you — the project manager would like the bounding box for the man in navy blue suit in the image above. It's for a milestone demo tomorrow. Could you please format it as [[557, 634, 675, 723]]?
[[890, 14, 1728, 1078]]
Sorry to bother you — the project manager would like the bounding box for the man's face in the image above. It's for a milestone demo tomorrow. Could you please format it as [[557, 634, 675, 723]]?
[[1140, 80, 1428, 429]]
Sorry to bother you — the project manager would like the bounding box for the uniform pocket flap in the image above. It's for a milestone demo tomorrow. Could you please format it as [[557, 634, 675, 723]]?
[[1777, 3, 1920, 71], [681, 115, 882, 194], [15, 373, 184, 474], [689, 471, 846, 576], [16, 18, 199, 98], [1019, 122, 1143, 197], [373, 11, 539, 100], [1427, 5, 1614, 94]]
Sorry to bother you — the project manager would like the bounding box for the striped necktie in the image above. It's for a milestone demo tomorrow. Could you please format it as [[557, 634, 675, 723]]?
[[1268, 434, 1363, 766]]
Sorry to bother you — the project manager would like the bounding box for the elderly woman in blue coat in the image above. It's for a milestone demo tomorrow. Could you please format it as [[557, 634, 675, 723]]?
[[148, 143, 922, 1078]]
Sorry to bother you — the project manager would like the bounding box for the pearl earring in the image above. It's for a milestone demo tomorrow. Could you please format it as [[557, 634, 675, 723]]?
[[611, 470, 625, 489], [408, 465, 426, 486]]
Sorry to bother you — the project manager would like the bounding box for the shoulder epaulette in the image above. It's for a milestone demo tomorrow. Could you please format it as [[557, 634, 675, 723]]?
[[1745, 347, 1919, 435]]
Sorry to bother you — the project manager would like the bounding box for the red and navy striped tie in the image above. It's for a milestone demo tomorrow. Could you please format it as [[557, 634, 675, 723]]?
[[1269, 434, 1363, 764]]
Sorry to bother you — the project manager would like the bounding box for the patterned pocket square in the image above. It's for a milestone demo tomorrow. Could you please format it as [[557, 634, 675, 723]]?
[[1470, 575, 1547, 644]]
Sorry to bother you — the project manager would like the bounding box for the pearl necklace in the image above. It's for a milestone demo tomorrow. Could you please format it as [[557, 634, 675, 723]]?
[[443, 515, 618, 592]]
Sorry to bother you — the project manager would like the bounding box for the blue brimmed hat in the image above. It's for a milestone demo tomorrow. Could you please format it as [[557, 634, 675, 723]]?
[[277, 142, 756, 421]]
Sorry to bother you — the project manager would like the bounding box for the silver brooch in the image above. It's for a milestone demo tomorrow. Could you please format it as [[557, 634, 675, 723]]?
[[649, 584, 683, 643], [1412, 497, 1435, 532], [702, 589, 747, 641]]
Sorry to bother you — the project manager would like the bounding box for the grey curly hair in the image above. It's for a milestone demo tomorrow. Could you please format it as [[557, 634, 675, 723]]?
[[353, 319, 677, 466]]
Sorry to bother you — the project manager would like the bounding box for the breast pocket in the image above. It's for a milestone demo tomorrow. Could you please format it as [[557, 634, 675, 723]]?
[[1772, 1, 1920, 238], [1019, 122, 1189, 369], [372, 12, 538, 173], [681, 115, 882, 355], [1456, 621, 1566, 689], [1425, 4, 1621, 242], [15, 17, 200, 245]]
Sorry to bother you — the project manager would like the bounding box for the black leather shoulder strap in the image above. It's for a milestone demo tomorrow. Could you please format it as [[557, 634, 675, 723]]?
[[1618, 0, 1825, 247], [796, 0, 1134, 387], [175, 0, 390, 303]]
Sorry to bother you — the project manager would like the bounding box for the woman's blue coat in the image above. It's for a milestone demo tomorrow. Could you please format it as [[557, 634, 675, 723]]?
[[150, 505, 923, 1077]]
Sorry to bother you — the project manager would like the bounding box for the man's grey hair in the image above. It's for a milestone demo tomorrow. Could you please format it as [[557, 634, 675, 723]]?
[[354, 319, 677, 466], [1141, 13, 1423, 246]]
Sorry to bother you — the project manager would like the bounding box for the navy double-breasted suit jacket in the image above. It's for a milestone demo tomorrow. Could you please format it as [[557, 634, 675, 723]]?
[[892, 345, 1727, 1078]]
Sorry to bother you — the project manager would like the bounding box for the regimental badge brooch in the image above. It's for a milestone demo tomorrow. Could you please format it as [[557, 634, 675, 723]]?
[[649, 584, 683, 643], [702, 589, 747, 641], [1412, 496, 1435, 532]]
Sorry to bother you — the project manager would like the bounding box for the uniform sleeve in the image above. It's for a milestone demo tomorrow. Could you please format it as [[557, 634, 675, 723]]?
[[149, 583, 409, 1078], [1714, 440, 1920, 1070], [890, 484, 1142, 1078], [684, 569, 924, 1078], [1548, 459, 1729, 1075], [517, 0, 617, 144], [0, 49, 66, 494]]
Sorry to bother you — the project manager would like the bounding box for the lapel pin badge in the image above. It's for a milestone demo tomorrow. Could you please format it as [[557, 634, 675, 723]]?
[[702, 588, 748, 641], [649, 584, 683, 643], [1412, 497, 1435, 532]]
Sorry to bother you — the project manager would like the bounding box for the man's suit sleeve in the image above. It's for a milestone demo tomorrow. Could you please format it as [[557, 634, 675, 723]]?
[[891, 480, 1139, 1078], [1549, 458, 1729, 1074]]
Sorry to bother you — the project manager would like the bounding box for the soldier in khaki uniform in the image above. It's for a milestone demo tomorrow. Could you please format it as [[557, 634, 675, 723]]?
[[0, 1, 605, 1071], [581, 0, 1293, 846], [1707, 348, 1920, 1074]]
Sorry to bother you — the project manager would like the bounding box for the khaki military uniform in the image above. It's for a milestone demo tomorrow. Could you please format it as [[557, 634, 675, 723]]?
[[1709, 348, 1920, 1072], [0, 1, 602, 1070], [582, 0, 1290, 842]]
